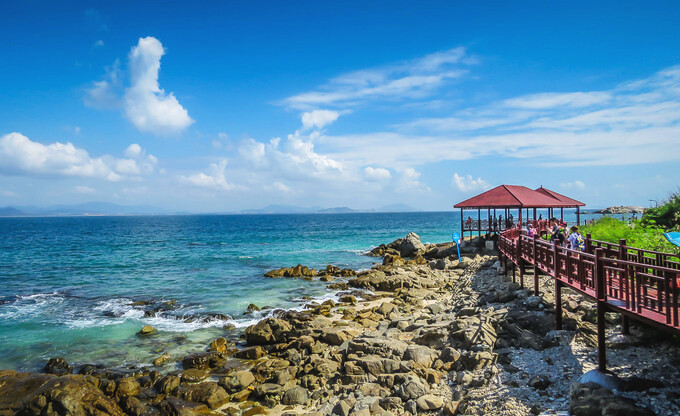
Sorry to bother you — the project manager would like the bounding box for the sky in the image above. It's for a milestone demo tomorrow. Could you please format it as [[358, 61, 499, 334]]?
[[1, 1, 679, 212]]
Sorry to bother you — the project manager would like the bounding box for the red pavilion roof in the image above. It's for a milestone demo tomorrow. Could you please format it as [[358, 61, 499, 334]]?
[[454, 185, 584, 209]]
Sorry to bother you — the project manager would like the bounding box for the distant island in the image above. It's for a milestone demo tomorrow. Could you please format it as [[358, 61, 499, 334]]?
[[594, 205, 646, 214], [0, 202, 419, 217]]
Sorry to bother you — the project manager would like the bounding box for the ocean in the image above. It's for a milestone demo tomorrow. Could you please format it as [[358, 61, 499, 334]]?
[[0, 210, 620, 372]]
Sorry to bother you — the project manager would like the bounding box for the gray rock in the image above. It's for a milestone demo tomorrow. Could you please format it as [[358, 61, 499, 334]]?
[[282, 386, 309, 405], [405, 399, 418, 415], [404, 345, 438, 367], [416, 395, 444, 410], [399, 232, 426, 257], [333, 400, 352, 416], [399, 377, 429, 401]]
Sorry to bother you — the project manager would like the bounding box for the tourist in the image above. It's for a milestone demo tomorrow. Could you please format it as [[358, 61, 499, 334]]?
[[549, 218, 565, 246], [567, 226, 585, 251]]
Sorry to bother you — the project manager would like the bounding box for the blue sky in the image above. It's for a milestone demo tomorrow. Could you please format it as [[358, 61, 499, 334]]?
[[1, 1, 679, 211]]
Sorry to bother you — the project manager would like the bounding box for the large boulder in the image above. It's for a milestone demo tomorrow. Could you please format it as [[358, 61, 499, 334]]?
[[244, 318, 293, 345], [0, 372, 125, 416], [398, 232, 426, 258]]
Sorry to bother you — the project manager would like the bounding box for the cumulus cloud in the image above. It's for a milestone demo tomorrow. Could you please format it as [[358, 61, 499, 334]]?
[[0, 132, 157, 181], [363, 166, 391, 181], [85, 37, 194, 135], [301, 110, 340, 130], [282, 47, 471, 110], [452, 173, 490, 192], [179, 160, 237, 191], [124, 37, 194, 135]]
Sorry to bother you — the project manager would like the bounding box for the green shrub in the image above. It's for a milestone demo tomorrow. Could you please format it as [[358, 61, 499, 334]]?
[[580, 217, 678, 254], [641, 190, 680, 230]]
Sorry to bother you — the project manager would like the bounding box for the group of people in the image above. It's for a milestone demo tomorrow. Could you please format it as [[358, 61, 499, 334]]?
[[526, 217, 585, 251]]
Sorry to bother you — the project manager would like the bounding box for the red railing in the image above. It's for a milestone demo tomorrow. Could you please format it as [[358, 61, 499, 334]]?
[[499, 228, 680, 331]]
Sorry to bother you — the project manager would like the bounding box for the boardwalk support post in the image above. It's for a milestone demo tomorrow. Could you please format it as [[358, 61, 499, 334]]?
[[555, 279, 562, 330], [594, 248, 607, 372], [618, 239, 630, 335]]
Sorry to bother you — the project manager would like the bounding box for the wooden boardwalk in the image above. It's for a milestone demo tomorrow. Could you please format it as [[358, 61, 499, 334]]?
[[498, 228, 680, 370]]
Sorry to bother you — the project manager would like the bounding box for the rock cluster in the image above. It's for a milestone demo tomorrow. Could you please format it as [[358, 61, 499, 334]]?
[[264, 264, 356, 279], [1, 231, 677, 416]]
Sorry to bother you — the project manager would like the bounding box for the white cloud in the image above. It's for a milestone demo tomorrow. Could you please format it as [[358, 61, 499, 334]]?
[[93, 39, 104, 48], [397, 167, 430, 192], [561, 180, 585, 189], [124, 143, 142, 157], [452, 173, 490, 192], [124, 37, 194, 135], [84, 59, 121, 109], [301, 110, 340, 130], [75, 186, 95, 194], [86, 37, 193, 135], [271, 182, 292, 193], [179, 160, 237, 191], [282, 47, 470, 110], [74, 126, 81, 134], [503, 92, 612, 109], [0, 133, 157, 181], [356, 65, 680, 167], [363, 166, 391, 181]]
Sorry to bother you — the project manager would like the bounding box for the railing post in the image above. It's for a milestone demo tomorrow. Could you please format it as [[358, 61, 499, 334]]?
[[585, 233, 592, 254], [533, 235, 539, 295], [518, 235, 524, 288], [594, 248, 607, 372], [552, 243, 559, 278]]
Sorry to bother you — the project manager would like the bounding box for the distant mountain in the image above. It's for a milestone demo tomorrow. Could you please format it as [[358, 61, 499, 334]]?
[[239, 204, 323, 214], [5, 202, 171, 216], [0, 207, 25, 216], [317, 207, 357, 214], [378, 203, 417, 212]]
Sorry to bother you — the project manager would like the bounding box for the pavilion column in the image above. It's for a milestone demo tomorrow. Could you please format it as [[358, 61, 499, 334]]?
[[460, 209, 464, 240], [577, 206, 581, 226]]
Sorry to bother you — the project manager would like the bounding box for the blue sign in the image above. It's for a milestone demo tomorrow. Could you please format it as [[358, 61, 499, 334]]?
[[452, 232, 462, 259]]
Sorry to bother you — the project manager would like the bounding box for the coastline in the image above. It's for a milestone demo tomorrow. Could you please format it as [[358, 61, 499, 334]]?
[[1, 234, 679, 416]]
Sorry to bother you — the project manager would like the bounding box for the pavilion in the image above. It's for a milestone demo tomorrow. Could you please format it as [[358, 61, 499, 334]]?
[[453, 185, 586, 238]]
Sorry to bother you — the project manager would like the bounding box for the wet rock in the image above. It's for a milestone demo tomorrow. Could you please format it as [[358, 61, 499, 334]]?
[[247, 303, 261, 312], [153, 352, 171, 366], [182, 351, 225, 370], [181, 368, 209, 383], [159, 396, 211, 416], [137, 325, 156, 336], [175, 382, 229, 409], [155, 375, 180, 394], [116, 376, 141, 398], [44, 357, 73, 375], [0, 373, 126, 416], [219, 370, 256, 393], [245, 318, 292, 345], [235, 346, 266, 360]]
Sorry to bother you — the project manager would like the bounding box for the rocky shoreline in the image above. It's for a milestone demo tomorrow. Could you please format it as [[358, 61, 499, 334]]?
[[1, 233, 679, 416]]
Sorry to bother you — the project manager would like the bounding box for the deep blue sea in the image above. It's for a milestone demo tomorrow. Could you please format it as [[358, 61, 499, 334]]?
[[0, 210, 620, 371]]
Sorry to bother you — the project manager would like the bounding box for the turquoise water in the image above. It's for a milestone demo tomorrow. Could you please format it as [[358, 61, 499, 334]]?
[[0, 210, 620, 371]]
